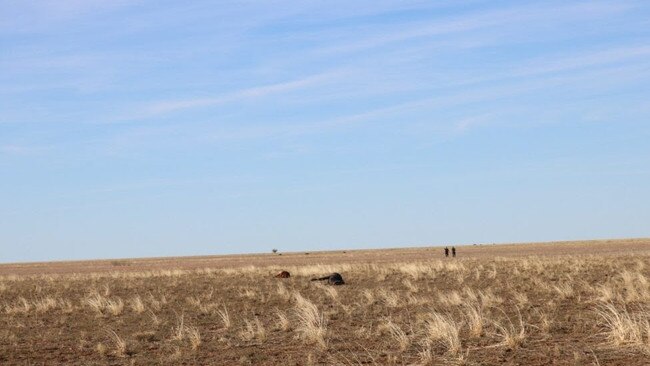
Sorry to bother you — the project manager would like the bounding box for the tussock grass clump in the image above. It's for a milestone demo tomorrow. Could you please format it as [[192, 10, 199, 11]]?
[[315, 282, 339, 301], [383, 319, 410, 351], [95, 342, 107, 357], [493, 308, 527, 350], [105, 329, 127, 357], [464, 303, 484, 338], [293, 292, 327, 349], [276, 282, 291, 301], [378, 289, 400, 308], [553, 283, 575, 300], [275, 310, 290, 331], [5, 297, 32, 315], [171, 314, 203, 350], [403, 279, 419, 293], [396, 263, 431, 280], [106, 298, 124, 316], [32, 297, 58, 313], [217, 304, 231, 329], [597, 303, 650, 353], [362, 289, 375, 305], [438, 290, 463, 307], [424, 312, 462, 355], [240, 317, 266, 342], [84, 292, 124, 316], [187, 326, 201, 350], [619, 271, 650, 303]]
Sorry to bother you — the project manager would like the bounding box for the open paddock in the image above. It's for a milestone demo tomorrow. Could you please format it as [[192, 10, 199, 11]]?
[[1, 238, 649, 365]]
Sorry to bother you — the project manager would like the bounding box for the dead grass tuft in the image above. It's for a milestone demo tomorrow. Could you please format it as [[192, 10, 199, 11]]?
[[424, 312, 462, 355], [294, 292, 327, 349]]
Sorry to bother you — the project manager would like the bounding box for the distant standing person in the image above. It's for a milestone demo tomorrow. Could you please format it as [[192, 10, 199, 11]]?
[[444, 247, 449, 257], [452, 246, 456, 257]]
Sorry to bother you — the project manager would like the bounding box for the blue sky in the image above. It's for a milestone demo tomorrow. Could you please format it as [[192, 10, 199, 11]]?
[[1, 0, 649, 262]]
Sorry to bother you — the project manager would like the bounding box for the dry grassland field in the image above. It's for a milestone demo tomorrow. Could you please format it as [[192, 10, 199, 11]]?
[[1, 239, 649, 365]]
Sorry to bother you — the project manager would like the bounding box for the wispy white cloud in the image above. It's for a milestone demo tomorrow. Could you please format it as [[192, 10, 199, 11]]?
[[195, 61, 650, 142], [512, 45, 650, 78], [139, 71, 345, 116], [314, 2, 631, 55], [425, 44, 650, 91]]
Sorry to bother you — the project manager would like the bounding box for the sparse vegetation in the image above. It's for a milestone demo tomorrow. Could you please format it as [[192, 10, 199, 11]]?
[[0, 239, 648, 364]]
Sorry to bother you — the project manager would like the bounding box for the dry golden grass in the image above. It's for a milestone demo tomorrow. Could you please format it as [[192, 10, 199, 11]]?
[[293, 291, 327, 349], [0, 239, 649, 364]]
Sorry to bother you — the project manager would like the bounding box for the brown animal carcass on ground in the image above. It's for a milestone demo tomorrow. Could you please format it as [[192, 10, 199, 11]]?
[[275, 270, 291, 278], [310, 272, 345, 285]]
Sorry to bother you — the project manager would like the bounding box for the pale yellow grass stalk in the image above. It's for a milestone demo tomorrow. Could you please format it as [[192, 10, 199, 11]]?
[[172, 314, 187, 341], [240, 317, 266, 342], [33, 297, 58, 313], [186, 296, 201, 307], [597, 303, 650, 352], [362, 289, 375, 305], [276, 282, 291, 301], [148, 310, 161, 326], [96, 342, 107, 357], [147, 294, 166, 311], [383, 319, 410, 351], [378, 289, 400, 308], [5, 297, 32, 314], [514, 292, 529, 306], [198, 302, 220, 315], [171, 313, 203, 350], [353, 326, 373, 340], [487, 265, 498, 279], [406, 294, 425, 306], [418, 344, 433, 364], [403, 279, 419, 293], [478, 289, 503, 307], [438, 291, 463, 307], [85, 293, 107, 314], [473, 267, 481, 281], [397, 263, 430, 280], [620, 271, 650, 303], [322, 285, 338, 301], [538, 310, 552, 334], [493, 307, 526, 349], [464, 303, 484, 338], [129, 296, 145, 314], [59, 299, 74, 313], [187, 326, 201, 351], [596, 284, 615, 302], [553, 283, 574, 300], [217, 305, 231, 329], [105, 329, 127, 357], [240, 287, 257, 300], [106, 298, 124, 316], [275, 310, 290, 331], [424, 312, 462, 355], [462, 287, 478, 303], [294, 292, 327, 349]]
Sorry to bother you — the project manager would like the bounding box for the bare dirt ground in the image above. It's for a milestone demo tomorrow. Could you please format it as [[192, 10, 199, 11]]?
[[2, 238, 648, 276], [1, 238, 649, 365]]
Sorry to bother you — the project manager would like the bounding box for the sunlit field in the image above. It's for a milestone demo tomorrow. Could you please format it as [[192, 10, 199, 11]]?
[[1, 239, 649, 365]]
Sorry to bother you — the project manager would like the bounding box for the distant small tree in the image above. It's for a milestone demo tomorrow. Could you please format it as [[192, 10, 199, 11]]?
[[272, 248, 278, 254]]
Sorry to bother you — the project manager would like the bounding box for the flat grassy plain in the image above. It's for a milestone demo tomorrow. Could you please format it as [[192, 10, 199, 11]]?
[[1, 238, 649, 365]]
